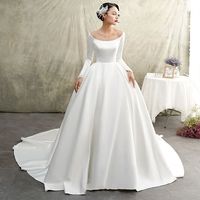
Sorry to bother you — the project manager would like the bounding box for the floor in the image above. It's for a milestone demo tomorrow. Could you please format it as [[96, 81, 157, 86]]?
[[0, 112, 200, 200]]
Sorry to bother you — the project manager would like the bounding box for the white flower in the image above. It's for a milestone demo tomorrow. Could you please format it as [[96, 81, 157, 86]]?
[[98, 5, 108, 15]]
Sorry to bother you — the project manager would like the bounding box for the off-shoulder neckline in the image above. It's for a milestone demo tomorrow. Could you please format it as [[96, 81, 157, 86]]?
[[89, 32, 124, 42]]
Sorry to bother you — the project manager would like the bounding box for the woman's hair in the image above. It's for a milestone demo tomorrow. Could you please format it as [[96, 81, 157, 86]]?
[[96, 2, 119, 21]]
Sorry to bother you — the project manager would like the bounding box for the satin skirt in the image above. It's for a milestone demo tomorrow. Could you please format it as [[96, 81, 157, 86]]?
[[13, 62, 184, 195]]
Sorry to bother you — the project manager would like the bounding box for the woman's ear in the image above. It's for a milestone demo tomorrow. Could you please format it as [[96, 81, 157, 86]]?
[[102, 13, 106, 20]]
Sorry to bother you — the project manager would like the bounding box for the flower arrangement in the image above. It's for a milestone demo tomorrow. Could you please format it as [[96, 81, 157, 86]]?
[[176, 105, 200, 138], [163, 57, 181, 78], [164, 57, 181, 67]]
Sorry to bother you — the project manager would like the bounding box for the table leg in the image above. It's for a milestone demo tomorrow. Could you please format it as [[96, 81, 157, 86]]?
[[164, 109, 173, 128]]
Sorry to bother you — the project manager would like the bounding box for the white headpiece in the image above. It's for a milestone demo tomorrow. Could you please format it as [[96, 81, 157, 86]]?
[[98, 5, 108, 15]]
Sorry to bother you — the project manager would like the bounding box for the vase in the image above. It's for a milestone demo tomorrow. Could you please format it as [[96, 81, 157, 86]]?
[[174, 66, 180, 77]]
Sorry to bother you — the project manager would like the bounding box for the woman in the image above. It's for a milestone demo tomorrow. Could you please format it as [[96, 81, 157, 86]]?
[[13, 2, 184, 195]]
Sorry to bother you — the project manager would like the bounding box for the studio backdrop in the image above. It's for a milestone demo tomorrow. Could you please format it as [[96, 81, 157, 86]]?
[[0, 0, 189, 112]]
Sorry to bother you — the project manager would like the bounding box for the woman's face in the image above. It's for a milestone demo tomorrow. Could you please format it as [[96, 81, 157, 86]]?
[[103, 6, 120, 25]]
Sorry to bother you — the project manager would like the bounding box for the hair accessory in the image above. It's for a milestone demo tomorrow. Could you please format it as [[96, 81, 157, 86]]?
[[98, 5, 109, 15]]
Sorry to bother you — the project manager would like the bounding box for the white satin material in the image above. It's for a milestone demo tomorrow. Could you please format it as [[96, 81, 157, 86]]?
[[13, 32, 184, 195], [78, 32, 133, 78]]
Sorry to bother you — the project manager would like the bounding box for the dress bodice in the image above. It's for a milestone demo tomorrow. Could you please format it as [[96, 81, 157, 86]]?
[[89, 33, 124, 63], [78, 31, 133, 78]]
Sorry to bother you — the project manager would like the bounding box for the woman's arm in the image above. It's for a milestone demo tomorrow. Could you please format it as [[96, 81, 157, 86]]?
[[116, 32, 133, 73], [116, 32, 135, 87], [78, 34, 94, 78]]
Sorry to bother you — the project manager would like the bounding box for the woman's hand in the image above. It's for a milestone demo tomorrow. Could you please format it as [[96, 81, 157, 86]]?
[[126, 70, 135, 87], [74, 77, 83, 93]]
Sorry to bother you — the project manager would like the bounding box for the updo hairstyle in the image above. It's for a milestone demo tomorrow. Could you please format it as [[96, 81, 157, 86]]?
[[96, 2, 119, 21]]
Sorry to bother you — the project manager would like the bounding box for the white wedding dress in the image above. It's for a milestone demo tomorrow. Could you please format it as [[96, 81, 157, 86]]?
[[13, 32, 184, 195]]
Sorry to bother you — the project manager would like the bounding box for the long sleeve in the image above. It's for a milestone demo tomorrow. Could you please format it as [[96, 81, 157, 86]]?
[[116, 33, 133, 72], [78, 34, 94, 78]]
